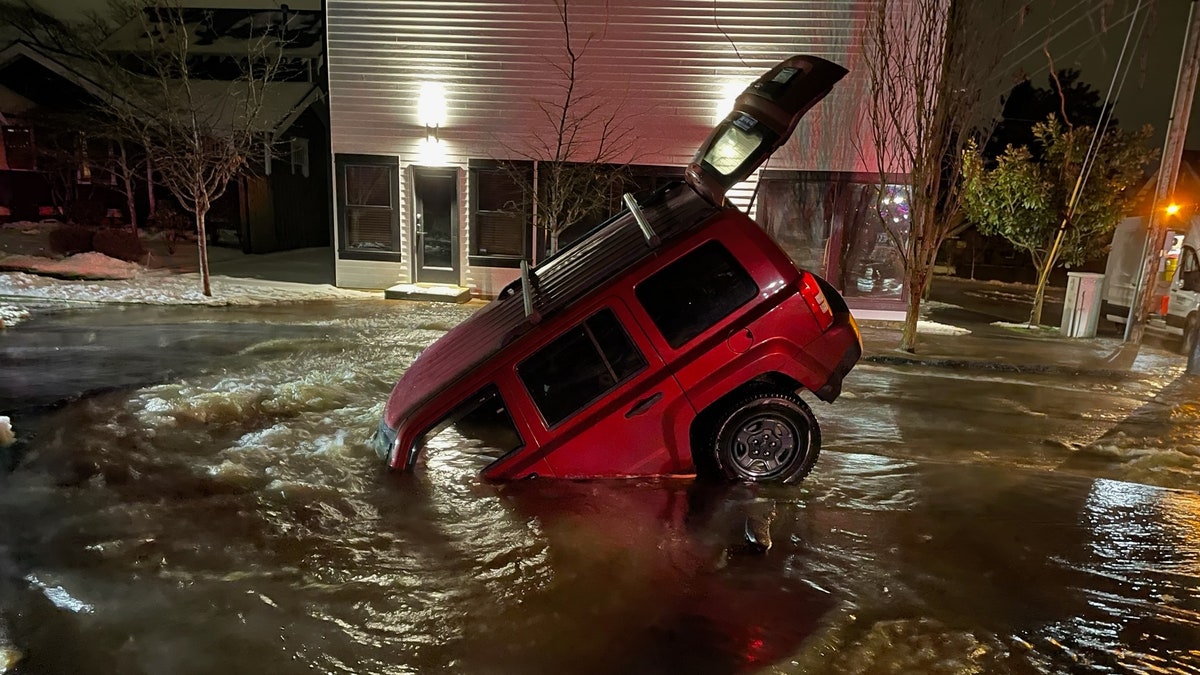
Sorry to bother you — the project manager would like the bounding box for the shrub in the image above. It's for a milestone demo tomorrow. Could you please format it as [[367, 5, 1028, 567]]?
[[93, 228, 147, 263], [48, 225, 95, 256], [147, 205, 190, 255]]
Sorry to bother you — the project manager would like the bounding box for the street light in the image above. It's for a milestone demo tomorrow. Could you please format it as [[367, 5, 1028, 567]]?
[[1167, 202, 1182, 216]]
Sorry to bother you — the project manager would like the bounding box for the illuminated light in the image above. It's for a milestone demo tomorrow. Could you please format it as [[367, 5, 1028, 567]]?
[[713, 80, 750, 124], [417, 82, 447, 128], [894, 194, 905, 204], [893, 217, 900, 223], [881, 197, 891, 204], [1167, 203, 1181, 216], [418, 137, 447, 165]]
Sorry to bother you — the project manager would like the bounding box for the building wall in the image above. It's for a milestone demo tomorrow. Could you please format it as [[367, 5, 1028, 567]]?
[[326, 0, 885, 294]]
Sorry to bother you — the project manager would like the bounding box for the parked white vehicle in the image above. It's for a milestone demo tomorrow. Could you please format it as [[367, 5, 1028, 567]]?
[[1102, 215, 1200, 348]]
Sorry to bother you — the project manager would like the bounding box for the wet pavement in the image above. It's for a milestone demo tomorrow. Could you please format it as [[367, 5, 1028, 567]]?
[[1, 299, 1200, 674]]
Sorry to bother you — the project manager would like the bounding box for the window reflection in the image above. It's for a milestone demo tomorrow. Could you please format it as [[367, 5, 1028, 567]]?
[[758, 172, 910, 304]]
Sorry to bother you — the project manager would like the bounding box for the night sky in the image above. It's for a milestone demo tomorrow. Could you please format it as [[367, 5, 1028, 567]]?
[[1013, 0, 1200, 151]]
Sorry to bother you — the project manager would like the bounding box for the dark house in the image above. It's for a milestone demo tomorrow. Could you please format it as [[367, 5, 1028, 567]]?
[[0, 3, 329, 254]]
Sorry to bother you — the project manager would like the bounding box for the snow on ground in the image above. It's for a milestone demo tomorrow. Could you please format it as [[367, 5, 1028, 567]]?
[[916, 320, 971, 336], [992, 321, 1060, 334], [0, 304, 29, 328], [0, 252, 143, 280], [0, 271, 376, 306]]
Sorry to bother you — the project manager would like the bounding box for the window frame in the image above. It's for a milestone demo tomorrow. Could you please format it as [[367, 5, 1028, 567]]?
[[1, 126, 36, 171], [468, 159, 531, 269], [516, 307, 648, 429], [335, 153, 401, 262]]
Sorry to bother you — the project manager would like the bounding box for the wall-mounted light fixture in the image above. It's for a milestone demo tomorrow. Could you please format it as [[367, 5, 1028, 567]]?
[[418, 82, 447, 142], [713, 80, 750, 124]]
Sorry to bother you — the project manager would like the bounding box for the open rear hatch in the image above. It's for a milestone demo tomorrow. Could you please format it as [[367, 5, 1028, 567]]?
[[685, 55, 848, 205]]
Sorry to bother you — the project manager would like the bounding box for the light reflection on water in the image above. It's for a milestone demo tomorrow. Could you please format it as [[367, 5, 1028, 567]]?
[[0, 301, 1198, 673]]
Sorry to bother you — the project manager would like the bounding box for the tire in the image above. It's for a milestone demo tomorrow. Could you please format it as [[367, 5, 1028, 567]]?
[[710, 390, 821, 484], [1183, 313, 1199, 356]]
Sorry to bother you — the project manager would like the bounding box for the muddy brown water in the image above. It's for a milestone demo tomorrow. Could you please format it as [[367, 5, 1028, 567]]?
[[1, 301, 1198, 674]]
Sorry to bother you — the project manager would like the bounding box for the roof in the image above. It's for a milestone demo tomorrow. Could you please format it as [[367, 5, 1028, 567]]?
[[386, 183, 720, 434], [101, 5, 323, 59], [0, 40, 321, 135]]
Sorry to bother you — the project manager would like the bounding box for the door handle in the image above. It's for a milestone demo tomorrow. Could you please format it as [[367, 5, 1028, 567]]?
[[625, 392, 663, 418]]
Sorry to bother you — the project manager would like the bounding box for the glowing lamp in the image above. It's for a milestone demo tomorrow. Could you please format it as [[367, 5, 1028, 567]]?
[[1166, 203, 1181, 216], [417, 82, 447, 140]]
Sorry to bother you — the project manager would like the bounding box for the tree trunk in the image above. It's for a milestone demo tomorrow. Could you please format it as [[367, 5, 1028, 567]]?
[[146, 158, 157, 217], [900, 268, 924, 353], [196, 208, 211, 297], [1029, 262, 1051, 326], [119, 142, 137, 233]]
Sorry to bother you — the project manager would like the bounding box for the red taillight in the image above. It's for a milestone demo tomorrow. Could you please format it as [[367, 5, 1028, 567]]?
[[800, 273, 834, 330]]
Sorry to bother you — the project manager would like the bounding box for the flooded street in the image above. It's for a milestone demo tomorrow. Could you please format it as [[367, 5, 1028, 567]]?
[[2, 301, 1199, 674]]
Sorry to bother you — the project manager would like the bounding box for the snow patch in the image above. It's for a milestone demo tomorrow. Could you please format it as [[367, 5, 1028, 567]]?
[[0, 304, 29, 328], [0, 271, 376, 306], [992, 321, 1060, 333], [0, 252, 143, 280], [916, 320, 971, 336]]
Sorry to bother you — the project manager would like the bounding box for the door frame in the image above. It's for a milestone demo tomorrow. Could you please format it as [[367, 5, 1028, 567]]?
[[407, 165, 462, 285]]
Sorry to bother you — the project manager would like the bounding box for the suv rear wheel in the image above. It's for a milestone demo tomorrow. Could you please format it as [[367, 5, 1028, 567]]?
[[711, 391, 821, 484]]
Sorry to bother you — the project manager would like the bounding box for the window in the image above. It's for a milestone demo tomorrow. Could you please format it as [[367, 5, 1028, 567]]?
[[758, 170, 909, 302], [469, 160, 529, 267], [518, 308, 646, 427], [2, 127, 34, 171], [336, 154, 400, 259], [636, 241, 758, 348], [290, 138, 309, 177], [418, 385, 524, 458]]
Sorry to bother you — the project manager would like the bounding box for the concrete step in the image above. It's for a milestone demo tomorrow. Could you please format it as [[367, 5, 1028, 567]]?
[[384, 283, 472, 303]]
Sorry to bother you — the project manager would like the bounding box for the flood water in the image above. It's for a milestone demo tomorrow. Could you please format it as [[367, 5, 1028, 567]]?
[[1, 301, 1199, 674]]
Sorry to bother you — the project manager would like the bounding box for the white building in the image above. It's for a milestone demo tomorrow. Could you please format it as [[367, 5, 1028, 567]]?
[[326, 0, 909, 314]]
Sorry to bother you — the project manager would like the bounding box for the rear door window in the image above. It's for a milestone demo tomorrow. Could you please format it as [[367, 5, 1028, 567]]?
[[635, 240, 758, 348], [518, 308, 647, 427]]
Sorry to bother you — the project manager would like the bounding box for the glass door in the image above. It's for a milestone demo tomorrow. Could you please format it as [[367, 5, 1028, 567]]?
[[411, 166, 460, 284]]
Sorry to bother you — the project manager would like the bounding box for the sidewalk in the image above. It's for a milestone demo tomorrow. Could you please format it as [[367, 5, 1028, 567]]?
[[857, 319, 1182, 380]]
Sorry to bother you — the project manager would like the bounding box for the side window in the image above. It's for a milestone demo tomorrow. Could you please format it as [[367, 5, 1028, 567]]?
[[1181, 247, 1200, 292], [636, 240, 758, 348], [419, 385, 523, 456], [518, 308, 647, 427]]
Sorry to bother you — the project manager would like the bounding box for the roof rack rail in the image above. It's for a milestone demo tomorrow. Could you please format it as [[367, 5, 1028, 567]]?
[[623, 192, 660, 248], [519, 259, 541, 323]]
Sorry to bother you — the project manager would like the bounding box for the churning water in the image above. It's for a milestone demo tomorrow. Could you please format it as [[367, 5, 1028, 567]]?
[[1, 301, 1198, 674]]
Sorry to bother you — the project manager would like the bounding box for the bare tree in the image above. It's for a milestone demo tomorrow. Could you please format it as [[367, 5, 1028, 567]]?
[[500, 0, 642, 256], [859, 0, 1024, 352], [92, 0, 285, 295], [0, 0, 285, 294]]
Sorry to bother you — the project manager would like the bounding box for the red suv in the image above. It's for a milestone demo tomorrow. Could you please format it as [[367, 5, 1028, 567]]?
[[373, 55, 861, 484]]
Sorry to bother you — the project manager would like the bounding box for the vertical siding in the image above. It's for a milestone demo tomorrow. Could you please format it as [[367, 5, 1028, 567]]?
[[327, 0, 884, 290]]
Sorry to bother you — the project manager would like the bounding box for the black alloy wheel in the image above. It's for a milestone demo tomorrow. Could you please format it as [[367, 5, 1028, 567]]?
[[711, 390, 821, 484]]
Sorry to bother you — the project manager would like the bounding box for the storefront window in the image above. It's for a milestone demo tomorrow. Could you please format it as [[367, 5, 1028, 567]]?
[[758, 171, 910, 305]]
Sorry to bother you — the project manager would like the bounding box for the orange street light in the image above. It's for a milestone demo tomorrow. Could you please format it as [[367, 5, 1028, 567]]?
[[1167, 203, 1182, 216]]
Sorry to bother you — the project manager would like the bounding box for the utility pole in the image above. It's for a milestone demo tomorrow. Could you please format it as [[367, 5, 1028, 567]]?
[[1127, 0, 1200, 344]]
